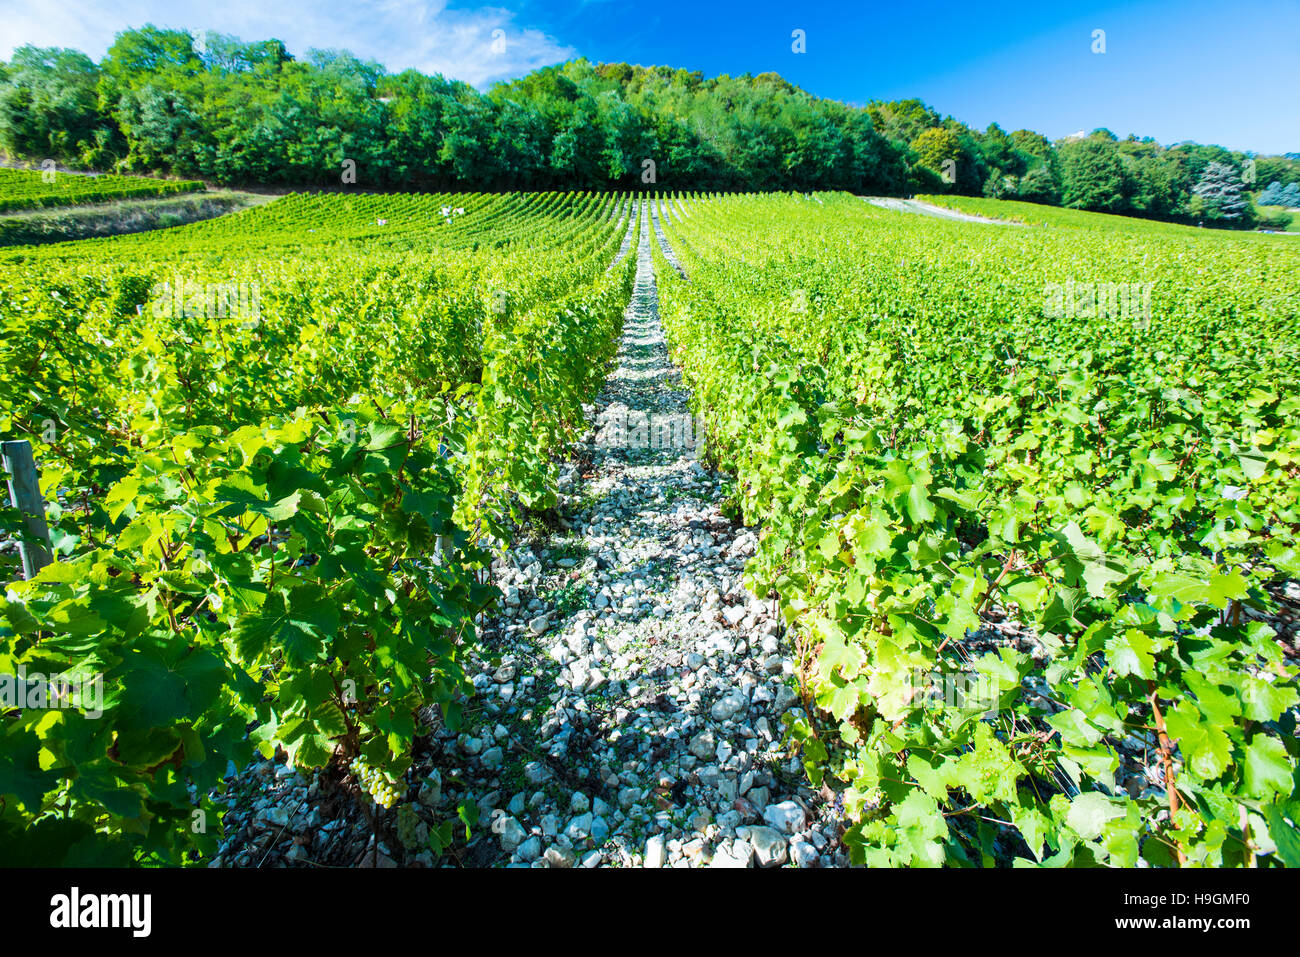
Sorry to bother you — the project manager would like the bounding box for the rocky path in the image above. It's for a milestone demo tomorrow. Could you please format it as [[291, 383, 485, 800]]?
[[450, 202, 844, 868], [214, 201, 845, 869]]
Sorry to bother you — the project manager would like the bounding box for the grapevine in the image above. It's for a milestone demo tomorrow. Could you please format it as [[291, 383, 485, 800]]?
[[651, 190, 1300, 868], [0, 190, 639, 865], [0, 166, 204, 213], [4, 186, 1296, 868]]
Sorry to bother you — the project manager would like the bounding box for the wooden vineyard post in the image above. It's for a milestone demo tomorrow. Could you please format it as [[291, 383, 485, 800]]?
[[2, 440, 53, 579]]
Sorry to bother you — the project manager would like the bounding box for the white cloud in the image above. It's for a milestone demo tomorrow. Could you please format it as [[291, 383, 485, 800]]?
[[0, 0, 577, 87], [376, 1, 578, 87]]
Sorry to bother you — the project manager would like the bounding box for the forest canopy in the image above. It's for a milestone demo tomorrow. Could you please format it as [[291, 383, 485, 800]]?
[[2, 25, 1297, 227]]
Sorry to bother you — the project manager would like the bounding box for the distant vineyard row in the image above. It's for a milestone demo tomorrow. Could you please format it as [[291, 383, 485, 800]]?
[[0, 167, 205, 214]]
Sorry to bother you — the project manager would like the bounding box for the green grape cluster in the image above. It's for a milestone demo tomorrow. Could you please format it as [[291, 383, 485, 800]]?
[[395, 802, 419, 850], [353, 757, 403, 809]]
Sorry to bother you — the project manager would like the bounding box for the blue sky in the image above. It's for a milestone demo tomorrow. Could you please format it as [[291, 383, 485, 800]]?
[[2, 0, 1296, 153]]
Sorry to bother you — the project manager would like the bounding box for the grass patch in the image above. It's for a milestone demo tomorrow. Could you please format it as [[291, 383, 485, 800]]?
[[538, 577, 593, 618]]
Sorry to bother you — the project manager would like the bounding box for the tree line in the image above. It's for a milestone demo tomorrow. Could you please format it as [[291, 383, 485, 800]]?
[[1, 26, 1296, 228]]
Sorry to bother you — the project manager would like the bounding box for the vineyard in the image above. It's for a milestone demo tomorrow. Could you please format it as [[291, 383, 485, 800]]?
[[652, 193, 1300, 866], [0, 167, 206, 214], [0, 190, 637, 864], [1, 189, 1298, 868]]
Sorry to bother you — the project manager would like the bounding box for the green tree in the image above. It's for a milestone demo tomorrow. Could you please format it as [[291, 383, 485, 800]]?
[[1258, 180, 1300, 206], [1255, 155, 1300, 188], [0, 46, 116, 165], [1010, 129, 1053, 163], [868, 98, 941, 145], [1166, 142, 1240, 181], [0, 28, 1276, 218], [1193, 160, 1254, 226], [1059, 136, 1127, 212], [1015, 164, 1058, 203], [910, 127, 963, 188], [980, 123, 1019, 175]]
